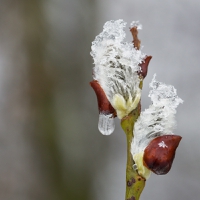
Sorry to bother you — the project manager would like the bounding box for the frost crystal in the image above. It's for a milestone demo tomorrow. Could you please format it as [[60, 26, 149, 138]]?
[[131, 74, 183, 156], [158, 141, 168, 148], [130, 21, 142, 30], [91, 19, 146, 119]]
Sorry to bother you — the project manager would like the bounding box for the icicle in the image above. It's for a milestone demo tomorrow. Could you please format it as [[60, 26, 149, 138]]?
[[98, 113, 115, 135]]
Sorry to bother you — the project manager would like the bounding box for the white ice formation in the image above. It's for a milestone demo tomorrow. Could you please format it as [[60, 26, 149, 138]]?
[[131, 74, 183, 178], [91, 19, 146, 121], [129, 21, 142, 30]]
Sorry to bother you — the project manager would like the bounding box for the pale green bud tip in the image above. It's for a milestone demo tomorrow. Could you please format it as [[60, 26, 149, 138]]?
[[133, 152, 151, 179], [111, 89, 141, 119]]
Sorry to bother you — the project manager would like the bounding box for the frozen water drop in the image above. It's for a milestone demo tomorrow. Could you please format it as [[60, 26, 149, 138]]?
[[98, 113, 115, 135]]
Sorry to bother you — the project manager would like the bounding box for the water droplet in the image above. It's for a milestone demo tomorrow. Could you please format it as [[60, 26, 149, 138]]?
[[98, 113, 115, 135]]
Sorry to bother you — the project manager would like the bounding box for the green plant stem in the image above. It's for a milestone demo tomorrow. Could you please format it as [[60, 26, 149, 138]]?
[[121, 105, 146, 200]]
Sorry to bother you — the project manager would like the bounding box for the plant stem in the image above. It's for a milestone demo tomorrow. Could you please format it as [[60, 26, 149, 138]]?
[[121, 105, 146, 200]]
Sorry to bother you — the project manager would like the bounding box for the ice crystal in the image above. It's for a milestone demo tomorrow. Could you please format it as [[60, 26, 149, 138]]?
[[129, 21, 142, 30], [131, 74, 183, 156], [91, 19, 146, 119], [158, 141, 168, 148]]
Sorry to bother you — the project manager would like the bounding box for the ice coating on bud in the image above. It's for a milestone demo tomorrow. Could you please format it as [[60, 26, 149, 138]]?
[[91, 19, 146, 119], [149, 74, 183, 109], [131, 74, 183, 178], [98, 113, 115, 135]]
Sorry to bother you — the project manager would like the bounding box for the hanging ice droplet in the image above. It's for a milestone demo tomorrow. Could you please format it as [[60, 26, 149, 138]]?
[[98, 113, 115, 135]]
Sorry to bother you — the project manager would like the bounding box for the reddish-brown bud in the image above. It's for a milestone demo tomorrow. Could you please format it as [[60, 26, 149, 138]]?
[[139, 56, 152, 78], [90, 80, 116, 117], [143, 135, 182, 175], [129, 26, 152, 79]]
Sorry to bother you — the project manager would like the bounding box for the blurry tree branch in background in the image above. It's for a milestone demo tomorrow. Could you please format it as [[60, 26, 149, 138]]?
[[0, 0, 103, 200], [22, 0, 67, 199]]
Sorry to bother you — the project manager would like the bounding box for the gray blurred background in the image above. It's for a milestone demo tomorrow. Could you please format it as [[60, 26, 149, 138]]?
[[0, 0, 199, 199]]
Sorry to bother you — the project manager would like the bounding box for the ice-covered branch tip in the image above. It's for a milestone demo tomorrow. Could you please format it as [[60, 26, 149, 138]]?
[[90, 19, 151, 135], [130, 21, 142, 50], [131, 74, 183, 179]]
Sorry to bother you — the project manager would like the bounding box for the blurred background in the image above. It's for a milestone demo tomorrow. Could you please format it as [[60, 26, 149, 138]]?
[[0, 0, 199, 199]]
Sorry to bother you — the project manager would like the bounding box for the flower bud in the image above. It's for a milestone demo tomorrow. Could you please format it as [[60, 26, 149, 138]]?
[[131, 75, 183, 178], [143, 135, 182, 175], [90, 20, 148, 120], [90, 80, 116, 116], [138, 56, 152, 78]]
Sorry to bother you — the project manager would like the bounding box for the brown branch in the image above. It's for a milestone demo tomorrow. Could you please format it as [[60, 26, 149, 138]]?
[[130, 27, 141, 50]]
